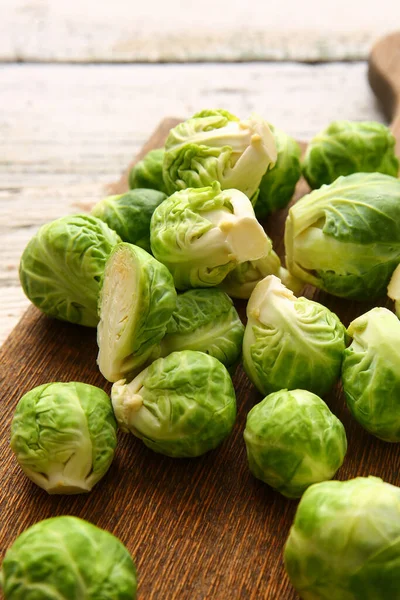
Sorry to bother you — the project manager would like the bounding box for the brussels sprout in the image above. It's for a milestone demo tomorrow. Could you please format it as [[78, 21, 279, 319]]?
[[285, 172, 400, 300], [243, 275, 346, 396], [150, 183, 271, 290], [163, 109, 277, 201], [342, 307, 400, 442], [158, 289, 244, 367], [19, 215, 121, 327], [10, 382, 117, 494], [244, 389, 347, 498], [302, 120, 399, 189], [284, 476, 400, 600], [0, 516, 137, 599], [97, 243, 177, 382], [112, 350, 236, 457], [255, 126, 302, 219], [129, 147, 167, 193], [388, 264, 400, 318], [91, 189, 166, 252]]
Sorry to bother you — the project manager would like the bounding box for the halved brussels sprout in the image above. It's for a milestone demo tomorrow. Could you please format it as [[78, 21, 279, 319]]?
[[91, 189, 166, 252], [19, 215, 121, 327], [284, 476, 400, 600], [285, 172, 400, 300], [150, 183, 271, 289], [244, 389, 347, 498], [97, 243, 177, 382], [158, 289, 244, 367], [0, 516, 137, 599], [243, 275, 346, 396], [342, 307, 400, 441], [388, 265, 400, 318], [303, 120, 399, 189], [11, 382, 117, 494], [255, 126, 302, 219], [112, 350, 236, 457], [129, 147, 167, 194], [163, 109, 277, 201]]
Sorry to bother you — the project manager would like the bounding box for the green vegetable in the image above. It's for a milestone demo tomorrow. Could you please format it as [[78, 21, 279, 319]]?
[[150, 183, 271, 290], [129, 148, 167, 193], [284, 476, 400, 599], [112, 350, 236, 457], [19, 215, 121, 327], [255, 126, 302, 219], [388, 264, 400, 318], [285, 172, 400, 300], [302, 120, 399, 189], [163, 109, 277, 201], [243, 275, 346, 396], [158, 289, 244, 368], [91, 189, 166, 252], [244, 389, 347, 498], [97, 242, 177, 382], [342, 307, 400, 442], [10, 382, 117, 494], [0, 516, 137, 599]]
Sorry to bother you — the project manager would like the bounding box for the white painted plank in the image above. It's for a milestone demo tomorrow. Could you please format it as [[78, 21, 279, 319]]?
[[0, 0, 399, 62], [0, 62, 388, 345]]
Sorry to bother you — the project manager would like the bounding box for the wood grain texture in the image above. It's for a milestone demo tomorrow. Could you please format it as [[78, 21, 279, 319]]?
[[1, 0, 399, 62], [1, 93, 400, 596], [0, 61, 385, 345]]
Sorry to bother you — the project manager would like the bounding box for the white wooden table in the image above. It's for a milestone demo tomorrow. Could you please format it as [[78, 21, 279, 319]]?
[[1, 1, 397, 345]]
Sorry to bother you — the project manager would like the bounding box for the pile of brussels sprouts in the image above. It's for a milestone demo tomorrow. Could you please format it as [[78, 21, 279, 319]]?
[[2, 109, 400, 599]]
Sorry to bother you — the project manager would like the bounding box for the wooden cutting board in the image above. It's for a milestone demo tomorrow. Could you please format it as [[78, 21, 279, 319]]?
[[1, 32, 400, 600]]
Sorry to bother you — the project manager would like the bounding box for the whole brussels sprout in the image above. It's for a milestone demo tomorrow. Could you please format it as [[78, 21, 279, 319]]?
[[158, 289, 244, 368], [129, 147, 167, 193], [244, 389, 347, 498], [97, 242, 177, 382], [163, 109, 277, 201], [388, 264, 400, 318], [91, 189, 166, 252], [11, 382, 117, 494], [342, 307, 400, 442], [284, 476, 400, 600], [243, 275, 346, 396], [150, 182, 271, 290], [285, 172, 400, 300], [0, 516, 137, 599], [255, 126, 302, 219], [112, 350, 237, 457], [302, 120, 399, 189], [19, 215, 121, 327]]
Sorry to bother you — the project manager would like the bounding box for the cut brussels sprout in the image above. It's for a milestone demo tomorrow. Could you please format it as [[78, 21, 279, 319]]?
[[91, 189, 166, 252], [243, 275, 346, 396], [97, 243, 177, 382], [112, 350, 236, 457], [0, 516, 137, 599], [388, 264, 400, 318], [158, 289, 244, 367], [255, 126, 302, 219], [19, 215, 121, 327], [163, 109, 277, 201], [11, 382, 117, 494], [303, 120, 399, 189], [150, 183, 271, 289], [342, 307, 400, 442], [284, 476, 400, 600], [244, 389, 347, 498], [285, 172, 400, 300], [129, 147, 167, 194]]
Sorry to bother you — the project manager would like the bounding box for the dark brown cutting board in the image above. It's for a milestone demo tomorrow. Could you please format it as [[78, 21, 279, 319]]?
[[1, 32, 400, 600]]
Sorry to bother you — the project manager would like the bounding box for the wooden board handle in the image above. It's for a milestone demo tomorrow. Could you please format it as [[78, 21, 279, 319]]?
[[368, 31, 400, 155]]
